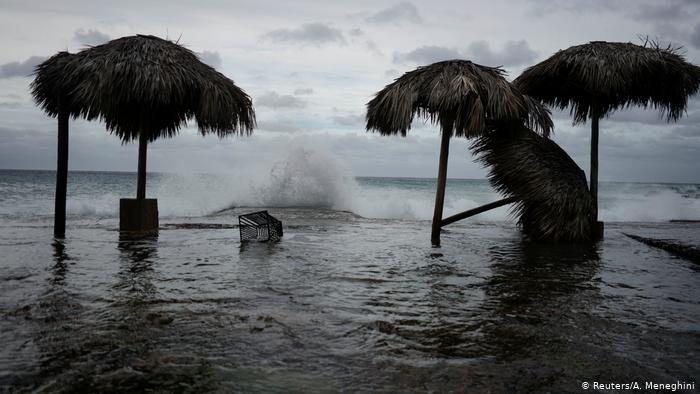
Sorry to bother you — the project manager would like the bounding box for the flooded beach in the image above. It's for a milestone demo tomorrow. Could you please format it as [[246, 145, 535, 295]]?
[[1, 172, 698, 392]]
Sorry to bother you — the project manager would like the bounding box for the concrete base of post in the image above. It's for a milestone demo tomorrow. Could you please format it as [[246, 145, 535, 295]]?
[[119, 198, 159, 233]]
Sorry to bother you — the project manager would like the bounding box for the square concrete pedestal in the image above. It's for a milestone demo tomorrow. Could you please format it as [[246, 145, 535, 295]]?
[[120, 198, 159, 233]]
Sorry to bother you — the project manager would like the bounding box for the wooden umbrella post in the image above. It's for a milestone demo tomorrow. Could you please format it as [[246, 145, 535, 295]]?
[[431, 120, 453, 246], [120, 131, 158, 233], [54, 105, 69, 238], [590, 105, 603, 239], [136, 131, 148, 200]]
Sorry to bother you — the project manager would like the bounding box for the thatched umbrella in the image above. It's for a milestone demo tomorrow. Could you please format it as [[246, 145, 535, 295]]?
[[366, 60, 552, 246], [514, 41, 700, 237], [472, 125, 594, 242], [32, 34, 255, 235]]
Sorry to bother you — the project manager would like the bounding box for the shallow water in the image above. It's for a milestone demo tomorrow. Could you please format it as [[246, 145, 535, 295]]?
[[1, 206, 699, 392]]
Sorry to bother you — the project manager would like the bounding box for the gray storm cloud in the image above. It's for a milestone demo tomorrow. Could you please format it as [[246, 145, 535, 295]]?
[[293, 88, 314, 95], [392, 45, 461, 64], [256, 92, 307, 109], [74, 28, 111, 46], [0, 56, 47, 79], [257, 119, 302, 133], [366, 1, 422, 25], [393, 40, 538, 68], [691, 24, 700, 49], [262, 23, 346, 46], [465, 40, 538, 68], [331, 114, 364, 127], [633, 0, 699, 21], [197, 50, 222, 68]]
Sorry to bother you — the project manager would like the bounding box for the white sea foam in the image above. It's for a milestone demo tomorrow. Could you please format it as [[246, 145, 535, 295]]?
[[600, 190, 700, 222], [209, 146, 699, 222]]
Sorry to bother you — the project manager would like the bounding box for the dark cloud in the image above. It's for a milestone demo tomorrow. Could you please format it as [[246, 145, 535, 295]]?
[[197, 50, 222, 68], [0, 56, 47, 78], [293, 87, 314, 95], [0, 124, 144, 172], [529, 0, 620, 16], [606, 109, 669, 125], [365, 40, 383, 56], [0, 93, 23, 107], [348, 28, 364, 37], [392, 45, 460, 64], [262, 23, 345, 46], [675, 124, 700, 138], [549, 124, 700, 182], [634, 0, 699, 21], [465, 40, 538, 67], [0, 127, 51, 170], [691, 23, 700, 49], [393, 40, 537, 67], [625, 1, 700, 46], [256, 92, 306, 109], [74, 28, 111, 46], [0, 102, 21, 109], [557, 98, 700, 127], [331, 114, 364, 126], [367, 1, 421, 25]]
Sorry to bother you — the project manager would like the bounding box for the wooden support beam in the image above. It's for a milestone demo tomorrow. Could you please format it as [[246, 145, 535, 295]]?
[[441, 196, 518, 227]]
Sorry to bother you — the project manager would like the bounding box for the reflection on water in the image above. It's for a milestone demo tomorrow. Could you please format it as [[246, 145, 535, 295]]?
[[32, 239, 85, 390], [1, 212, 699, 392], [116, 235, 159, 305], [484, 241, 600, 362], [51, 239, 70, 285]]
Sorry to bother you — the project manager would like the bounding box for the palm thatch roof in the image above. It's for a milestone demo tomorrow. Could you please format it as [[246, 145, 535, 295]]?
[[514, 41, 700, 123], [472, 126, 593, 242], [366, 60, 553, 138], [31, 52, 78, 113], [31, 34, 255, 142]]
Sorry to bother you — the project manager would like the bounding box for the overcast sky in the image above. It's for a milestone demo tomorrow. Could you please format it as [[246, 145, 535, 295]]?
[[1, 0, 699, 182]]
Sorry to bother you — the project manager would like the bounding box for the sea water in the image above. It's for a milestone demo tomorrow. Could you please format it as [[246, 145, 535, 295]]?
[[1, 156, 699, 391]]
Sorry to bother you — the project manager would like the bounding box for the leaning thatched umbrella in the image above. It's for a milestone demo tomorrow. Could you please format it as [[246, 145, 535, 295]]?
[[472, 125, 594, 242], [32, 34, 256, 235], [514, 41, 700, 237], [366, 60, 552, 246]]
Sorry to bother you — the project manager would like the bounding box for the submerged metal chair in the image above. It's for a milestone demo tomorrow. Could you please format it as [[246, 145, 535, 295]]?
[[238, 211, 283, 242]]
